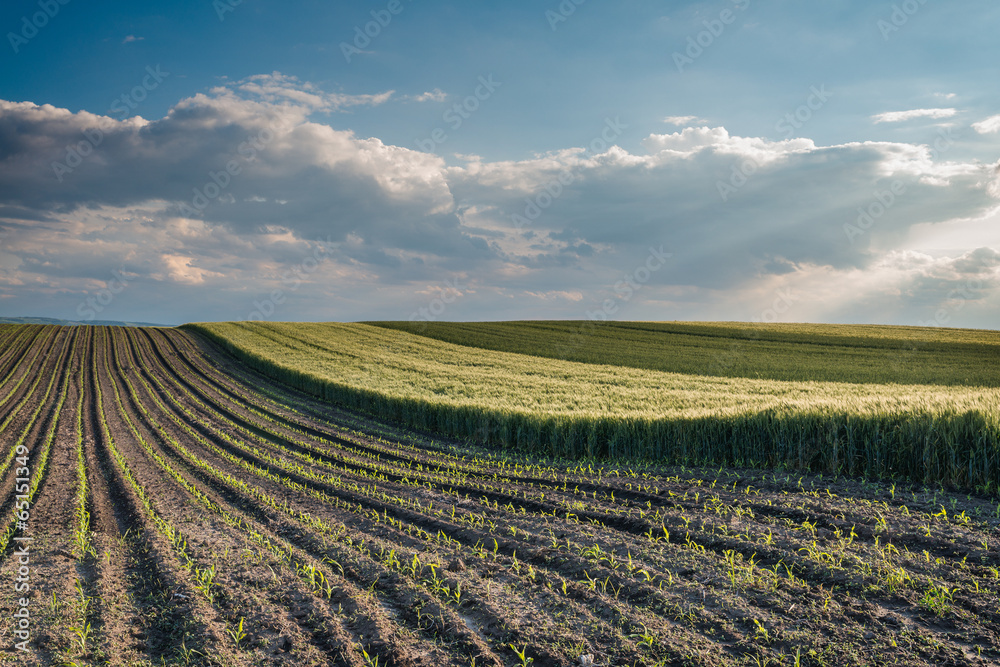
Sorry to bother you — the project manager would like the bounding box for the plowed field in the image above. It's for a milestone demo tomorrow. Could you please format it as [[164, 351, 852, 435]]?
[[1, 325, 998, 666]]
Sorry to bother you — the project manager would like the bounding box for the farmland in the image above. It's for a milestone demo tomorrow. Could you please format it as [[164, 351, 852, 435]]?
[[188, 322, 1000, 493], [368, 320, 1000, 386], [1, 323, 999, 666]]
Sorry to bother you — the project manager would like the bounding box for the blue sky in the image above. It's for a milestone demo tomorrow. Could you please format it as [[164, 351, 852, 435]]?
[[1, 0, 1000, 327]]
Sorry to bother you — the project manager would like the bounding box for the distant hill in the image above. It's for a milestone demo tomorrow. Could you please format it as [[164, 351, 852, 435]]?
[[0, 316, 170, 327]]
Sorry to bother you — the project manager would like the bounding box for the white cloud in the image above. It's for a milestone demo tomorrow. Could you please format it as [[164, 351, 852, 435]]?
[[523, 290, 584, 302], [662, 115, 707, 126], [410, 89, 447, 103], [642, 126, 814, 164], [972, 114, 1000, 134], [122, 35, 144, 44], [871, 108, 957, 124], [233, 72, 394, 112], [159, 254, 225, 285], [693, 248, 1000, 327]]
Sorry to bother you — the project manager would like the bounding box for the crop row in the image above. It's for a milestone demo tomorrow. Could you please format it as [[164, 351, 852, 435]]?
[[125, 327, 1000, 663], [187, 321, 1000, 493], [370, 320, 1000, 386]]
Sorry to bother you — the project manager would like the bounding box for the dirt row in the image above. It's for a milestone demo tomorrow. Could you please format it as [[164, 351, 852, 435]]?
[[0, 325, 997, 666]]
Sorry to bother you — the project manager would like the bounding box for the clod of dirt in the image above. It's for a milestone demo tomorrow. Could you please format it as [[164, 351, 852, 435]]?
[[270, 636, 292, 653], [447, 557, 466, 572]]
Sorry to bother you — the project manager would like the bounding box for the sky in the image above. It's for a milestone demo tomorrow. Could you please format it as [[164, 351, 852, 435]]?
[[1, 0, 999, 328]]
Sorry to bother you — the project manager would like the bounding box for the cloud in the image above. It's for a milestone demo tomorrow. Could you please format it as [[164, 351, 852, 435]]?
[[410, 89, 447, 103], [641, 126, 814, 163], [877, 247, 999, 281], [231, 72, 394, 112], [871, 108, 958, 124], [159, 253, 226, 284], [972, 114, 1000, 134], [1, 74, 999, 325], [846, 248, 1000, 323], [122, 35, 144, 44], [663, 115, 708, 126], [449, 125, 995, 296], [0, 77, 490, 309]]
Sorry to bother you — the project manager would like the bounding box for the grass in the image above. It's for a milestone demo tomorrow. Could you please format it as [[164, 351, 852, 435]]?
[[184, 321, 1000, 493]]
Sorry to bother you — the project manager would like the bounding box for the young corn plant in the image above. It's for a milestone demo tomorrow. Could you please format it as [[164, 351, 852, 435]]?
[[919, 583, 955, 617], [193, 565, 218, 604], [68, 622, 92, 654], [361, 647, 383, 667], [227, 617, 249, 649], [509, 644, 534, 666]]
